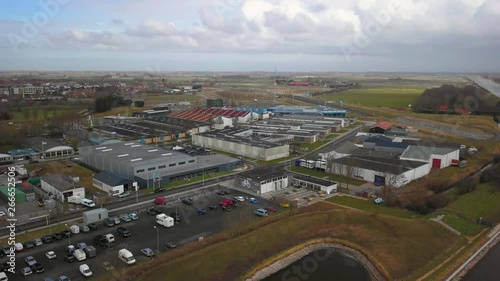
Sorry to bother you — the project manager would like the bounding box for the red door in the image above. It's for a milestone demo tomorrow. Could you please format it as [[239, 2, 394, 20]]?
[[432, 158, 441, 168]]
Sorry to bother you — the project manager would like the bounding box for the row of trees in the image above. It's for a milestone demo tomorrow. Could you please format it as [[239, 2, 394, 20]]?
[[94, 95, 132, 113]]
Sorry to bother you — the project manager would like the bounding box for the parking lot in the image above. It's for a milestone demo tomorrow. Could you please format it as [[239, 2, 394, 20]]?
[[260, 185, 337, 207], [1, 189, 278, 281]]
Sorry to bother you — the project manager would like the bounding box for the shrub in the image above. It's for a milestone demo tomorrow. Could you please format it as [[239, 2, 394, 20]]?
[[426, 178, 449, 193], [456, 177, 477, 195], [426, 193, 451, 210], [405, 201, 430, 215]]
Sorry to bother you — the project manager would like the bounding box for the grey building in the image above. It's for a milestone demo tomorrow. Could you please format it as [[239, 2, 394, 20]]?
[[93, 171, 137, 196], [291, 174, 338, 194], [40, 174, 86, 202], [26, 137, 75, 159], [79, 141, 242, 187], [83, 208, 108, 224], [192, 128, 289, 161]]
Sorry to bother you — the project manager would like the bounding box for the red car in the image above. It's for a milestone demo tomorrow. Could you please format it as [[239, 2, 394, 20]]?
[[219, 199, 234, 207], [154, 197, 167, 205], [266, 206, 277, 212]]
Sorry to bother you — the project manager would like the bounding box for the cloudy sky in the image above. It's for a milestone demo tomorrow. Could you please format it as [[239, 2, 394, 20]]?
[[0, 0, 499, 72]]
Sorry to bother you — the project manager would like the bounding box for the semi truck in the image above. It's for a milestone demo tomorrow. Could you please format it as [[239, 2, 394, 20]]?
[[156, 214, 174, 228], [118, 248, 136, 265]]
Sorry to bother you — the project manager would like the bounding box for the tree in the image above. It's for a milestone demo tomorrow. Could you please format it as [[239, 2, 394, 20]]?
[[344, 163, 362, 190], [134, 100, 145, 107], [377, 172, 407, 198]]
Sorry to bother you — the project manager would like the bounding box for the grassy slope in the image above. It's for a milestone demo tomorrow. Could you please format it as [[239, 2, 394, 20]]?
[[328, 196, 422, 219], [131, 204, 455, 281]]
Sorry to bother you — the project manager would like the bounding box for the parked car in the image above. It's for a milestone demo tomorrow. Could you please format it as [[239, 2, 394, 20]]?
[[60, 230, 71, 238], [25, 256, 37, 267], [154, 196, 167, 205], [24, 240, 36, 249], [234, 196, 245, 202], [0, 245, 10, 255], [117, 227, 131, 238], [154, 188, 166, 193], [118, 192, 130, 198], [128, 212, 138, 220], [217, 189, 228, 195], [41, 235, 53, 244], [373, 197, 385, 204], [45, 251, 57, 260], [146, 207, 158, 216], [249, 198, 259, 204], [76, 243, 87, 250], [110, 216, 121, 225], [79, 225, 90, 233], [34, 238, 43, 246], [52, 232, 63, 240], [169, 212, 183, 222], [63, 254, 75, 263], [58, 275, 70, 281], [79, 264, 92, 277], [119, 214, 131, 223], [66, 245, 76, 255], [196, 208, 207, 215], [30, 262, 44, 274], [15, 242, 24, 252], [140, 248, 155, 257], [182, 198, 193, 205], [209, 205, 218, 210], [164, 242, 177, 249], [88, 223, 98, 231], [21, 266, 33, 276], [103, 218, 114, 227]]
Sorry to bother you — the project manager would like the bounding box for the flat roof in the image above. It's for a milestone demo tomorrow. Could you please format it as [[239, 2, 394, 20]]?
[[400, 145, 458, 161], [41, 174, 78, 192], [94, 171, 134, 186], [134, 154, 240, 180], [238, 167, 288, 181], [251, 128, 318, 137], [333, 155, 428, 175], [199, 130, 284, 149], [80, 141, 193, 167], [292, 173, 336, 186]]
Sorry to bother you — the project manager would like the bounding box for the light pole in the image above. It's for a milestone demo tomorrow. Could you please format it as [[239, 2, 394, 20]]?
[[64, 223, 71, 246], [46, 209, 52, 234], [153, 226, 159, 256]]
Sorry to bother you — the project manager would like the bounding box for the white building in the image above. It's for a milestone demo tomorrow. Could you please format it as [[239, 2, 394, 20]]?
[[399, 145, 460, 169], [330, 155, 430, 188], [93, 171, 138, 196], [236, 167, 290, 195], [41, 174, 86, 202]]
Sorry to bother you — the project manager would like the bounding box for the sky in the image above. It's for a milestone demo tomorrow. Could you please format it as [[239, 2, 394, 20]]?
[[0, 0, 499, 72]]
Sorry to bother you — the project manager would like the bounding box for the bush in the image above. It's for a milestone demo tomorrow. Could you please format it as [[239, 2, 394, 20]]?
[[426, 178, 449, 193], [405, 201, 431, 215], [456, 177, 477, 195], [426, 193, 451, 210]]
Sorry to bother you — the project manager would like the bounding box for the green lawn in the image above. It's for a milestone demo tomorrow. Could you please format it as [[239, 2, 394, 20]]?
[[12, 108, 76, 121], [435, 183, 500, 235], [328, 196, 422, 219], [290, 166, 365, 186], [319, 87, 425, 108]]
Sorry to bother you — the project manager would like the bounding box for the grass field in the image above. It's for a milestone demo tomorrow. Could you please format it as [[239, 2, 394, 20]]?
[[118, 202, 456, 281], [26, 161, 97, 193], [12, 108, 78, 121], [328, 196, 422, 219], [319, 87, 425, 108]]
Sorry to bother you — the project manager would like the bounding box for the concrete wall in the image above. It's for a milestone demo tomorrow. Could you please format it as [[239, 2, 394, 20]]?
[[433, 150, 459, 169]]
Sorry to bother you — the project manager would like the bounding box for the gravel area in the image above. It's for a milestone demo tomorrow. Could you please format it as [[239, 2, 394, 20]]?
[[393, 117, 494, 140], [245, 243, 386, 281]]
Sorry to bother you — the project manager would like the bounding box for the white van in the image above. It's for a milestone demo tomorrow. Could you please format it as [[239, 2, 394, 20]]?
[[81, 198, 96, 208], [118, 248, 136, 265], [254, 208, 268, 217]]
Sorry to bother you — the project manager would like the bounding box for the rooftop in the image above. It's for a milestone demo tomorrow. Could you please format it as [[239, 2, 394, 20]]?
[[41, 174, 79, 192], [25, 137, 70, 151], [199, 128, 284, 149], [239, 167, 288, 181], [292, 173, 336, 186], [333, 155, 428, 175], [80, 141, 193, 167], [173, 107, 250, 122], [371, 121, 392, 130], [400, 145, 459, 161]]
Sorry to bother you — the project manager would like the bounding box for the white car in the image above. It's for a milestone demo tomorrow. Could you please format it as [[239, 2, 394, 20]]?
[[14, 242, 24, 252], [118, 192, 131, 198], [45, 251, 57, 260], [234, 196, 245, 202], [79, 264, 92, 277], [25, 256, 37, 266]]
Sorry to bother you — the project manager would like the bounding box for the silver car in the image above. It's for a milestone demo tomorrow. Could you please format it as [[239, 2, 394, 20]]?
[[21, 266, 33, 276], [79, 224, 90, 233], [140, 248, 155, 257], [110, 216, 121, 225], [119, 214, 131, 223]]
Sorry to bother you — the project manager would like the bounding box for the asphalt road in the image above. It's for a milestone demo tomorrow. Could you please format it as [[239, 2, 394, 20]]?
[[2, 188, 278, 281]]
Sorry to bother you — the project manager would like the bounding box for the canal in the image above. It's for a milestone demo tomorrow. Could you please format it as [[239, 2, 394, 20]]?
[[462, 241, 500, 281], [263, 248, 370, 281]]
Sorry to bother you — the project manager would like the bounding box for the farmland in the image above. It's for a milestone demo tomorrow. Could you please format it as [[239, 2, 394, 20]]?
[[318, 87, 425, 108]]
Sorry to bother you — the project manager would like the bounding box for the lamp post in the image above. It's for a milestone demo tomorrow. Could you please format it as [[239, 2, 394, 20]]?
[[153, 226, 159, 256], [64, 223, 71, 246], [46, 209, 52, 234]]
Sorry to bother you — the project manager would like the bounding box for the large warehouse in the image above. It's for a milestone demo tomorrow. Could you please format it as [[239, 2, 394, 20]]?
[[78, 141, 241, 187], [399, 145, 460, 169], [236, 167, 290, 195], [330, 155, 430, 188], [192, 128, 289, 161]]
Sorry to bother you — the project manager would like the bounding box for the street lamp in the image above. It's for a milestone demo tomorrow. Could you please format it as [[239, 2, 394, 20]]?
[[46, 209, 52, 234], [64, 223, 70, 246], [153, 226, 159, 256]]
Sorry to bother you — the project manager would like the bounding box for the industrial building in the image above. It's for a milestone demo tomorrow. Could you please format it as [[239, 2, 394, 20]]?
[[330, 155, 430, 188], [236, 167, 290, 195], [269, 115, 353, 129], [267, 105, 347, 117], [399, 145, 460, 169], [40, 174, 86, 202], [192, 128, 289, 161], [145, 115, 211, 135], [249, 126, 319, 144], [0, 185, 27, 203], [78, 141, 241, 187], [173, 107, 253, 123], [25, 137, 75, 159], [93, 171, 137, 196]]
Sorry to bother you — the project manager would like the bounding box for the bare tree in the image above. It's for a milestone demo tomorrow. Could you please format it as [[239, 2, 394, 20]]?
[[376, 171, 407, 198]]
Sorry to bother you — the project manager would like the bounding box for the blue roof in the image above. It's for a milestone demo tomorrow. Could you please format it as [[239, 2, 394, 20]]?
[[8, 148, 37, 156]]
